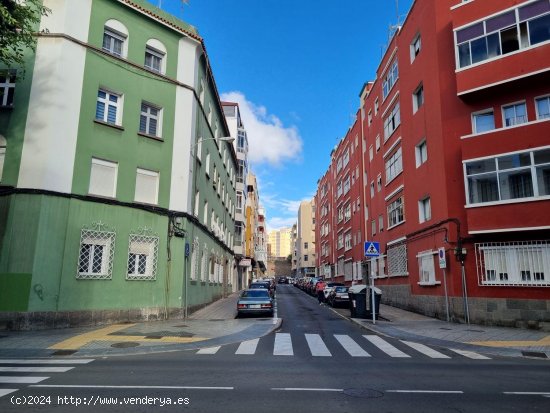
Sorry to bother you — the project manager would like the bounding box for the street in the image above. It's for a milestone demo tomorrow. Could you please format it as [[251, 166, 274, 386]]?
[[1, 285, 549, 412]]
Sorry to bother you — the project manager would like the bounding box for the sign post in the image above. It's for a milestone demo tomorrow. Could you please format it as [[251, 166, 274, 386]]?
[[438, 247, 450, 322], [364, 241, 380, 325]]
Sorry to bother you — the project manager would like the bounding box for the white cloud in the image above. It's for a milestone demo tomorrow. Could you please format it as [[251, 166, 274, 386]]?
[[267, 217, 297, 231], [221, 91, 303, 166]]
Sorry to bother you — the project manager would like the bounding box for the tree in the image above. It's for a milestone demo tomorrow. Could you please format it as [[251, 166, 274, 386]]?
[[0, 0, 50, 69]]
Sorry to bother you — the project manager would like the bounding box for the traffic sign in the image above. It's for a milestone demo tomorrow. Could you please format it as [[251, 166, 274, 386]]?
[[364, 241, 380, 257], [438, 247, 447, 269]]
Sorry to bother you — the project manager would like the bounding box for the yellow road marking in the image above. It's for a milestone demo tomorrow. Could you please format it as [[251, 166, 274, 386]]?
[[468, 335, 550, 348], [48, 324, 206, 350]]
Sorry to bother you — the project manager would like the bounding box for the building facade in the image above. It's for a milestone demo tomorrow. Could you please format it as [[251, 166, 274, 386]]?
[[0, 0, 237, 328], [268, 227, 293, 259], [316, 0, 550, 328], [222, 101, 250, 291], [295, 199, 317, 276]]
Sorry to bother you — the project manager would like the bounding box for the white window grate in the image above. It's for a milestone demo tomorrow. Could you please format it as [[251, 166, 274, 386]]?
[[476, 241, 550, 287], [388, 244, 408, 276], [126, 229, 159, 281], [77, 222, 116, 280]]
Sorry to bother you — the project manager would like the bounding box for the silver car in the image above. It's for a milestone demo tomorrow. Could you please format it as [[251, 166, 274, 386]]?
[[237, 289, 274, 317]]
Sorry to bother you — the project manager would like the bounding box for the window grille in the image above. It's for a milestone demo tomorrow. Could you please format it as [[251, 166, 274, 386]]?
[[476, 240, 550, 287], [77, 222, 116, 280], [126, 228, 159, 281], [388, 243, 408, 276]]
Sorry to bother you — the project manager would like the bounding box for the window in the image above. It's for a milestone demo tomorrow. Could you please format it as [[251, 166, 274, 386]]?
[[144, 41, 166, 74], [89, 158, 117, 198], [371, 219, 376, 236], [473, 110, 495, 133], [0, 71, 16, 107], [415, 140, 428, 167], [77, 224, 115, 279], [126, 233, 159, 280], [368, 110, 373, 126], [418, 197, 431, 223], [205, 153, 211, 177], [455, 2, 550, 69], [388, 244, 408, 276], [410, 33, 421, 62], [375, 135, 381, 152], [194, 191, 200, 216], [102, 29, 125, 57], [503, 102, 527, 127], [304, 242, 308, 249], [203, 201, 208, 225], [465, 148, 550, 204], [0, 135, 5, 182], [337, 233, 344, 249], [536, 96, 550, 119], [344, 203, 351, 221], [139, 102, 162, 137], [369, 145, 374, 161], [388, 196, 404, 228], [236, 191, 243, 214], [96, 89, 122, 126], [378, 214, 384, 232], [370, 181, 375, 198], [377, 175, 382, 192], [385, 147, 403, 183], [135, 168, 159, 205], [337, 206, 344, 222], [476, 241, 550, 286], [382, 60, 399, 100], [374, 99, 379, 115], [344, 232, 352, 251], [383, 103, 401, 139], [304, 255, 309, 262], [343, 175, 351, 194], [417, 250, 436, 285], [412, 83, 424, 113]]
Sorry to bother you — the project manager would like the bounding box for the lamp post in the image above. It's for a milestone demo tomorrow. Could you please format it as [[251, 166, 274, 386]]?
[[184, 135, 235, 317]]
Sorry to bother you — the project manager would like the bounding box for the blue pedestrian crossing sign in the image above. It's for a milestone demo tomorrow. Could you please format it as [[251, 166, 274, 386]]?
[[364, 241, 380, 257]]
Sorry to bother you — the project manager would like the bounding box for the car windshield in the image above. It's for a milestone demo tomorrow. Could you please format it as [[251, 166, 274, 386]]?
[[250, 283, 268, 289], [241, 290, 270, 298], [335, 287, 348, 292]]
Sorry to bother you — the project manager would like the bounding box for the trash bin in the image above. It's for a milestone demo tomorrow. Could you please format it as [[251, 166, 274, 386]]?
[[368, 287, 382, 319], [348, 285, 368, 318]]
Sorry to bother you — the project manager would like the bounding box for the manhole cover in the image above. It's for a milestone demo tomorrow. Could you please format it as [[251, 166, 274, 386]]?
[[343, 388, 384, 399], [111, 342, 140, 348]]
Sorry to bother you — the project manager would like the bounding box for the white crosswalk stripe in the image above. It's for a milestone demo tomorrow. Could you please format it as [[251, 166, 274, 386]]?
[[334, 334, 371, 357], [0, 358, 95, 400], [400, 341, 450, 358], [274, 333, 293, 356], [449, 348, 491, 360], [305, 334, 331, 357], [189, 334, 491, 360], [235, 339, 260, 355], [196, 346, 221, 354], [363, 335, 410, 358]]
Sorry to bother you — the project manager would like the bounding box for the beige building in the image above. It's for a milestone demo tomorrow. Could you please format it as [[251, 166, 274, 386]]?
[[268, 227, 293, 259], [296, 199, 316, 276], [245, 172, 267, 280]]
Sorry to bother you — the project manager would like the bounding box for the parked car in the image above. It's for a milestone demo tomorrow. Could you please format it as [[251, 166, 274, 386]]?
[[237, 289, 274, 317], [323, 282, 345, 300], [249, 281, 274, 297], [328, 286, 350, 308]]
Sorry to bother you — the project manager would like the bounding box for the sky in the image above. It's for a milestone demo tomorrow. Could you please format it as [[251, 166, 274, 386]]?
[[151, 0, 414, 230]]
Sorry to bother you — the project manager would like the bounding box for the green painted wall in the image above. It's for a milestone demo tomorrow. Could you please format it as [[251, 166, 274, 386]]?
[[0, 273, 31, 311]]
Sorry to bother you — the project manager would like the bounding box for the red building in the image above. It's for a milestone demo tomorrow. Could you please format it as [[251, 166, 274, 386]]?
[[317, 0, 550, 327]]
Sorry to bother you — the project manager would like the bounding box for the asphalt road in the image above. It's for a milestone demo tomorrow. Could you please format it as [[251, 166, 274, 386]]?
[[1, 285, 549, 412]]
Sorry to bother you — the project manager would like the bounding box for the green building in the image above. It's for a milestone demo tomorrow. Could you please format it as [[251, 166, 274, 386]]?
[[0, 0, 237, 329]]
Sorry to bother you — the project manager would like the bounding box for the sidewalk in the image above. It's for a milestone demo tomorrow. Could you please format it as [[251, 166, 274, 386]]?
[[0, 293, 281, 358], [333, 303, 550, 359]]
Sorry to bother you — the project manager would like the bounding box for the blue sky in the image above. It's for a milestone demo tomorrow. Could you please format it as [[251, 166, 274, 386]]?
[[151, 0, 413, 230]]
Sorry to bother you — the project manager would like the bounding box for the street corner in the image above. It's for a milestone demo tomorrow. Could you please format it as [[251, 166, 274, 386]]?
[[46, 323, 210, 356]]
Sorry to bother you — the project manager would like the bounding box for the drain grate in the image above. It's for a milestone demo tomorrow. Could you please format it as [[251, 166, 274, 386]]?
[[343, 388, 384, 399], [522, 351, 548, 359], [51, 350, 77, 356], [111, 342, 140, 348]]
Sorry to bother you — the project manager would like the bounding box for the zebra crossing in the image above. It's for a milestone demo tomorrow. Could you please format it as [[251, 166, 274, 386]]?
[[194, 333, 491, 360], [0, 359, 94, 399]]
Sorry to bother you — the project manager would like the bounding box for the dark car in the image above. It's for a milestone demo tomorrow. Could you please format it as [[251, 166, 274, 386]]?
[[249, 281, 274, 297], [328, 286, 350, 308], [278, 276, 288, 284], [237, 289, 274, 317]]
